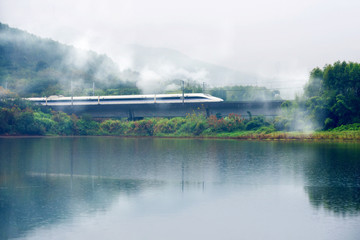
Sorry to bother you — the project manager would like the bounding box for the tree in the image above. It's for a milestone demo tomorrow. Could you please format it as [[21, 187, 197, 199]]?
[[304, 67, 323, 98], [0, 108, 15, 133], [304, 61, 360, 129]]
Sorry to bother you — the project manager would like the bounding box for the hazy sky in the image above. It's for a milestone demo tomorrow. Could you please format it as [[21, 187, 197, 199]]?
[[1, 0, 360, 91]]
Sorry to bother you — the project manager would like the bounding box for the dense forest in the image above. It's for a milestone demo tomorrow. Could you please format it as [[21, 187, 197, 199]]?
[[0, 23, 139, 97]]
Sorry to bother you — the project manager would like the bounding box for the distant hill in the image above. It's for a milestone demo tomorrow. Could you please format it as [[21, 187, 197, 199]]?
[[0, 23, 139, 97]]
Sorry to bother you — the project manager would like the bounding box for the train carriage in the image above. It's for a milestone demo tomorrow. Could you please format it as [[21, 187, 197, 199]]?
[[27, 93, 223, 106]]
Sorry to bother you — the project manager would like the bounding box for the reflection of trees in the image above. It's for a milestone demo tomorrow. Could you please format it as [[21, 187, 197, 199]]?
[[0, 176, 147, 240], [2, 137, 360, 239], [0, 137, 158, 240], [305, 187, 360, 216], [303, 143, 360, 216]]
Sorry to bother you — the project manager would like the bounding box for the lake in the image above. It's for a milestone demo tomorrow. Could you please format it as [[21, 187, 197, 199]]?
[[1, 137, 360, 240]]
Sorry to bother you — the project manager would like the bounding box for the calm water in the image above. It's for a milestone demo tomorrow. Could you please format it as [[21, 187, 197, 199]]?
[[1, 137, 360, 240]]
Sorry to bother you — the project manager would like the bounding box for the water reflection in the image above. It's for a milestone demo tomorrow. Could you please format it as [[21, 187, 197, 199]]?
[[1, 137, 360, 239], [301, 142, 360, 216], [0, 174, 156, 239], [305, 186, 360, 216], [0, 137, 164, 239]]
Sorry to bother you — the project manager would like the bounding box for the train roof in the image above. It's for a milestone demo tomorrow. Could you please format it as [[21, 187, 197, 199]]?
[[27, 93, 222, 101]]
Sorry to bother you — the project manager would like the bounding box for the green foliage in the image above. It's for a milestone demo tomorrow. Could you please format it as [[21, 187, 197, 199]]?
[[207, 113, 245, 132], [34, 111, 56, 133], [330, 123, 360, 132], [210, 85, 281, 101], [304, 67, 324, 98], [305, 96, 328, 129], [245, 116, 268, 130], [15, 110, 44, 135], [178, 113, 207, 136], [0, 107, 15, 133], [100, 119, 126, 135], [304, 61, 360, 129], [76, 115, 100, 135], [0, 98, 280, 137], [256, 126, 276, 134], [277, 61, 360, 131], [51, 111, 76, 135], [125, 119, 156, 136], [1, 98, 359, 140], [153, 118, 186, 135]]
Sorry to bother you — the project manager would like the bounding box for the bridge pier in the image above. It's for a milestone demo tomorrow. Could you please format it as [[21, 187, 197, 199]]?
[[128, 109, 134, 121], [205, 108, 210, 118]]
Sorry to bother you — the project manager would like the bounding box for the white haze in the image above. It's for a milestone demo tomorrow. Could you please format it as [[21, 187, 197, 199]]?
[[0, 26, 131, 94], [1, 0, 360, 98], [138, 66, 208, 94]]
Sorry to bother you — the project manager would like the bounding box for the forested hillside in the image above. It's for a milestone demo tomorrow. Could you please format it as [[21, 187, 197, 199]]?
[[0, 23, 139, 97]]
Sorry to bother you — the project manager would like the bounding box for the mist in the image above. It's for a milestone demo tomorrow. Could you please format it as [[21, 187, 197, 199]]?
[[0, 23, 139, 96], [1, 0, 360, 98]]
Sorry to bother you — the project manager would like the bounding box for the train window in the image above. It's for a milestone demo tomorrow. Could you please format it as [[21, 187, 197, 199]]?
[[156, 97, 180, 100], [47, 100, 71, 103], [101, 98, 153, 101], [184, 96, 206, 99]]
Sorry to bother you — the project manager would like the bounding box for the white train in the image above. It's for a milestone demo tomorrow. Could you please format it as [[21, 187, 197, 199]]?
[[27, 93, 223, 106]]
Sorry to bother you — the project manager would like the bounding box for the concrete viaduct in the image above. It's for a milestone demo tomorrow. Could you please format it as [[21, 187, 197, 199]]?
[[49, 101, 285, 120]]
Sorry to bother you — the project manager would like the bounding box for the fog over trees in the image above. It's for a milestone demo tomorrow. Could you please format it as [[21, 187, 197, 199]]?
[[0, 23, 139, 97]]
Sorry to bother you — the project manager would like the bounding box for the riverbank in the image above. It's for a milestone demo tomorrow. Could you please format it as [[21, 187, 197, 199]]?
[[143, 131, 360, 141], [1, 99, 360, 141], [2, 130, 360, 141], [203, 131, 360, 141]]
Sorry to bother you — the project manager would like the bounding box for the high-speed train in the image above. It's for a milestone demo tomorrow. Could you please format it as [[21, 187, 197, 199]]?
[[27, 93, 223, 106]]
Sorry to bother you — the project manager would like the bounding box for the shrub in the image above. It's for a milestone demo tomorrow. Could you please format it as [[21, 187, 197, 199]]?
[[178, 121, 197, 134], [127, 119, 155, 136], [245, 116, 270, 130], [15, 110, 44, 135], [330, 123, 360, 131], [194, 121, 206, 135], [226, 113, 245, 131], [274, 117, 290, 131], [100, 119, 125, 134], [34, 112, 56, 133], [256, 126, 276, 134], [76, 118, 100, 135], [0, 108, 15, 134], [153, 118, 174, 134], [207, 114, 244, 132], [51, 111, 76, 135]]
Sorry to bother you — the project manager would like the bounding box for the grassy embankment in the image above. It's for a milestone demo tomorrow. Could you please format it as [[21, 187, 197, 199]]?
[[1, 100, 360, 141]]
